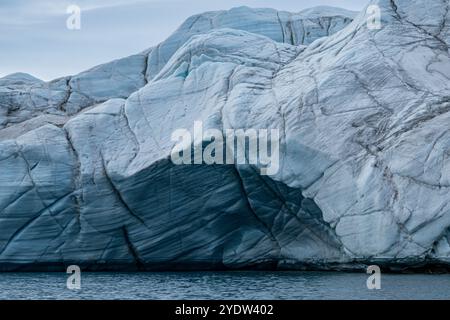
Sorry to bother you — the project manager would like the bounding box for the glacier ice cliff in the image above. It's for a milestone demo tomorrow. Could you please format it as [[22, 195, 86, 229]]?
[[1, 1, 450, 271]]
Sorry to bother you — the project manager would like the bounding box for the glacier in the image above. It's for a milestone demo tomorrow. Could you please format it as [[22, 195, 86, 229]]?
[[0, 0, 450, 271]]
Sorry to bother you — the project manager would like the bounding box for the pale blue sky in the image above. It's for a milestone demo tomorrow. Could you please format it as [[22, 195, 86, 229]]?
[[0, 0, 367, 80]]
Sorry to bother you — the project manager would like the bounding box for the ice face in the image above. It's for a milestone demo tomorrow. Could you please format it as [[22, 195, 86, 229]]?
[[0, 2, 449, 270]]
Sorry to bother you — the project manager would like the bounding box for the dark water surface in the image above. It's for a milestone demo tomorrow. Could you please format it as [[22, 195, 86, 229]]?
[[0, 271, 448, 300]]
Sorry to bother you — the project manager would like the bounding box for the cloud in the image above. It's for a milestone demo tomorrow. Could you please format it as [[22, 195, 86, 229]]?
[[0, 0, 151, 25]]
